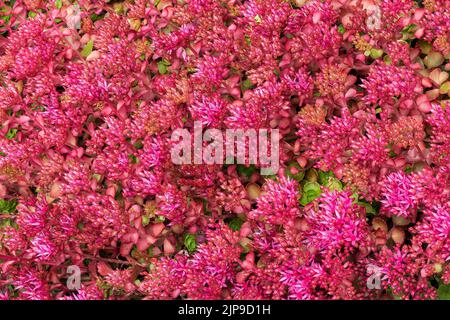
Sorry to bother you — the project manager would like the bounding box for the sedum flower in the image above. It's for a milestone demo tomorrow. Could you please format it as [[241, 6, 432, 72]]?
[[248, 177, 300, 225], [361, 62, 418, 106], [0, 0, 449, 301], [303, 190, 370, 254], [380, 172, 418, 219], [428, 103, 450, 166]]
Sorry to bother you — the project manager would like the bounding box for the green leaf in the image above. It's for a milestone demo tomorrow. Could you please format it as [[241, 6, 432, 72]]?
[[0, 14, 12, 24], [90, 13, 105, 22], [81, 40, 94, 58], [337, 24, 345, 34], [241, 79, 254, 91], [55, 0, 62, 9], [133, 139, 144, 150], [0, 218, 17, 229], [369, 48, 384, 59], [184, 234, 197, 253], [438, 283, 450, 300], [303, 181, 321, 194], [325, 177, 343, 192], [157, 61, 168, 74], [318, 171, 342, 191], [141, 215, 150, 227], [31, 103, 46, 112], [28, 11, 37, 18], [383, 55, 392, 65], [318, 170, 335, 185], [350, 192, 359, 202], [128, 154, 139, 164], [201, 198, 212, 215], [389, 150, 397, 158], [228, 217, 244, 231], [418, 40, 432, 55], [401, 24, 417, 35], [299, 182, 322, 206], [5, 128, 17, 140], [237, 164, 256, 177], [161, 58, 171, 66], [244, 35, 251, 46], [254, 14, 262, 24], [0, 199, 17, 213]]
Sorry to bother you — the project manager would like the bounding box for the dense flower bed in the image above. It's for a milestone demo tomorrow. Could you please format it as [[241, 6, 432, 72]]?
[[0, 0, 449, 300]]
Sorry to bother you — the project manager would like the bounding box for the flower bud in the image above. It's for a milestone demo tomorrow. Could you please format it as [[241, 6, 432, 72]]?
[[246, 183, 261, 200], [372, 217, 388, 233], [390, 227, 405, 244]]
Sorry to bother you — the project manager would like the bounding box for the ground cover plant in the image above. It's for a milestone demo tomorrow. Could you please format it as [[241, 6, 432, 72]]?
[[0, 0, 449, 300]]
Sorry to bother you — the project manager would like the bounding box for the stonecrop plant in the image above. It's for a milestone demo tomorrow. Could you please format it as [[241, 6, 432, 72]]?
[[0, 0, 449, 300]]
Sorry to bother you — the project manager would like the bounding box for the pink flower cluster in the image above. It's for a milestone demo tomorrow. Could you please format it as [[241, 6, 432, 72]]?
[[0, 0, 449, 300]]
